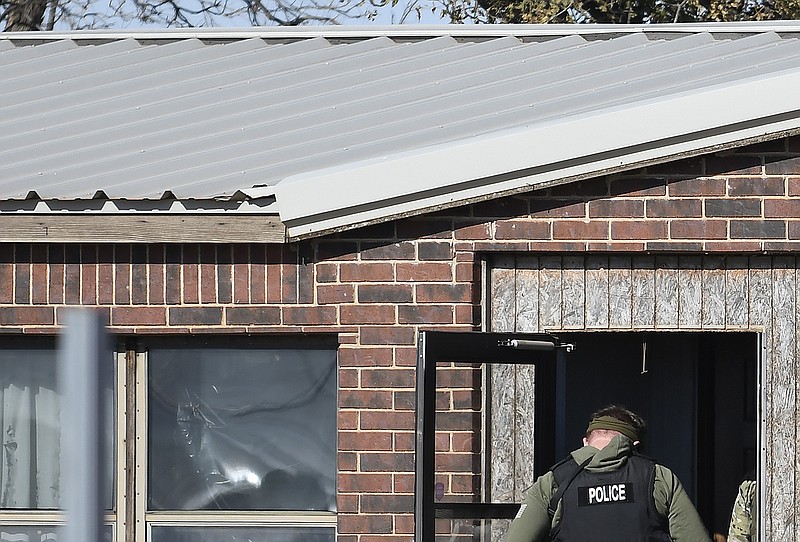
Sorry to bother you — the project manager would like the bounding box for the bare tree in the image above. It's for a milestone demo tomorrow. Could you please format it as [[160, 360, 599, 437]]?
[[1, 0, 380, 31]]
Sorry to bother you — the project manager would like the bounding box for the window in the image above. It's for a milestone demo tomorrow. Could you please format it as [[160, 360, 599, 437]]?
[[0, 336, 337, 542]]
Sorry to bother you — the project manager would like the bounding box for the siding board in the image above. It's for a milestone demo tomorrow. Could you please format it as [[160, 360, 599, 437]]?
[[609, 256, 632, 329], [655, 256, 679, 328], [539, 257, 562, 330], [631, 256, 655, 328], [726, 256, 749, 328], [678, 256, 702, 328], [515, 258, 539, 334], [586, 256, 610, 329], [562, 256, 585, 329], [702, 257, 726, 328]]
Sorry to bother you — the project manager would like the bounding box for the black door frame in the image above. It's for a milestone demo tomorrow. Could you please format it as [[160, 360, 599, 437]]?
[[414, 330, 572, 542]]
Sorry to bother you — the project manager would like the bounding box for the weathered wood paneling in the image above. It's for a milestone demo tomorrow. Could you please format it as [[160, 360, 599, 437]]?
[[489, 254, 798, 540]]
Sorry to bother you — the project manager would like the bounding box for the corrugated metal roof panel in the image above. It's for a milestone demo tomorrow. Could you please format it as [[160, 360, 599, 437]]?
[[2, 24, 800, 239]]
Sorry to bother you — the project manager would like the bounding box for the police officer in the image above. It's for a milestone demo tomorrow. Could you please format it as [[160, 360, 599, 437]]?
[[504, 405, 711, 542], [728, 474, 757, 541]]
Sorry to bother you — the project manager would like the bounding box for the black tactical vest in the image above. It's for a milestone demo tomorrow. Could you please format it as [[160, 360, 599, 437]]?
[[549, 454, 672, 542]]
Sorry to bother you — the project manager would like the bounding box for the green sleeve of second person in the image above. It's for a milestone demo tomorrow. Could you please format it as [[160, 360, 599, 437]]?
[[653, 465, 712, 542]]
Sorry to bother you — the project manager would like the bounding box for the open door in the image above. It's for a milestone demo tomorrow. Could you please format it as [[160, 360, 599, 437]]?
[[414, 330, 572, 542]]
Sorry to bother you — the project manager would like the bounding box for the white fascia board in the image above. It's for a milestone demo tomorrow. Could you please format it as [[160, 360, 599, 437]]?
[[276, 69, 800, 240]]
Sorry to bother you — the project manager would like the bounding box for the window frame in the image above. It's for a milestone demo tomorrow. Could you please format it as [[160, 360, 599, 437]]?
[[0, 336, 338, 542]]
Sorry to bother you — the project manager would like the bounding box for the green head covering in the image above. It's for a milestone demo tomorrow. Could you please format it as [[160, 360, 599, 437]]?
[[586, 415, 640, 442]]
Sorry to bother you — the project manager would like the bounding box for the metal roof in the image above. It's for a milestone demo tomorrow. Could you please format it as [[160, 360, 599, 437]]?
[[3, 23, 800, 241]]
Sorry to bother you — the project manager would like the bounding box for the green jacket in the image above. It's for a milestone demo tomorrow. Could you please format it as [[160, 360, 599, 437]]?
[[728, 479, 757, 542], [504, 436, 711, 542]]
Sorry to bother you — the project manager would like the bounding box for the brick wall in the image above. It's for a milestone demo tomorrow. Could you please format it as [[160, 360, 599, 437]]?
[[1, 135, 799, 540]]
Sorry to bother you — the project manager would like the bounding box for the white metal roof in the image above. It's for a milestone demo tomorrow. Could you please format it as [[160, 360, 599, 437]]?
[[3, 23, 800, 241]]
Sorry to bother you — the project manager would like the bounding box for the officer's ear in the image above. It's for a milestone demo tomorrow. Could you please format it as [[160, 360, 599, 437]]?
[[633, 440, 640, 447], [583, 437, 589, 447]]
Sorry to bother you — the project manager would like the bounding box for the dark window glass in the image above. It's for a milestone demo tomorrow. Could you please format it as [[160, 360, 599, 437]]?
[[0, 341, 114, 510], [147, 339, 337, 511]]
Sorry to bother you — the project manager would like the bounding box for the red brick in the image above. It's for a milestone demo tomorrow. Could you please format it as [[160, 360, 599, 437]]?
[[394, 347, 418, 367], [318, 284, 355, 304], [416, 284, 472, 303], [646, 242, 703, 252], [360, 494, 414, 513], [455, 304, 478, 325], [472, 196, 528, 218], [266, 245, 282, 303], [452, 389, 481, 409], [361, 242, 415, 261], [168, 307, 222, 325], [338, 513, 393, 534], [494, 220, 550, 240], [668, 178, 726, 196], [398, 305, 453, 324], [339, 347, 393, 367], [282, 306, 337, 325], [528, 241, 588, 251], [338, 474, 394, 493], [729, 177, 785, 196], [454, 222, 491, 240], [339, 410, 359, 430], [706, 154, 761, 175], [361, 453, 414, 473], [339, 431, 393, 451], [764, 155, 800, 175], [394, 434, 415, 453], [452, 433, 476, 453], [765, 199, 800, 218], [553, 220, 609, 240], [47, 246, 64, 305], [646, 199, 702, 218], [435, 367, 480, 388], [788, 178, 800, 196], [315, 262, 338, 283], [0, 307, 54, 325], [436, 412, 481, 432], [232, 249, 249, 304], [586, 242, 646, 251], [588, 199, 644, 218], [339, 389, 393, 409], [648, 156, 703, 176], [340, 368, 359, 388], [337, 493, 359, 512], [111, 307, 166, 326], [450, 474, 481, 494], [396, 262, 452, 282], [670, 220, 727, 240], [418, 241, 454, 261], [611, 220, 667, 240], [358, 284, 413, 303], [393, 473, 415, 492], [394, 513, 415, 534], [703, 241, 762, 252], [64, 246, 81, 305], [226, 307, 281, 325], [360, 326, 416, 345], [361, 368, 415, 389], [32, 250, 48, 305], [435, 452, 477, 472], [341, 305, 396, 325], [280, 246, 299, 303], [361, 411, 415, 430], [341, 262, 395, 282]]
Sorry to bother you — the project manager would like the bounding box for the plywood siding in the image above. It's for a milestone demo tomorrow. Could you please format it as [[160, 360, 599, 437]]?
[[490, 254, 795, 540]]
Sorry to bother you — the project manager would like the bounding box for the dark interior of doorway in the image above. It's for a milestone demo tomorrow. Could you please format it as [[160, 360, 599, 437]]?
[[553, 331, 758, 537]]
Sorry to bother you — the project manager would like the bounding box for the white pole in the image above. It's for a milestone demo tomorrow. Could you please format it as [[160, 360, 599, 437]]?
[[58, 309, 108, 542]]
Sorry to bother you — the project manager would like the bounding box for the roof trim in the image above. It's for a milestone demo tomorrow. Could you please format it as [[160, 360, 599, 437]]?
[[0, 215, 286, 243], [276, 67, 800, 240], [5, 22, 800, 43]]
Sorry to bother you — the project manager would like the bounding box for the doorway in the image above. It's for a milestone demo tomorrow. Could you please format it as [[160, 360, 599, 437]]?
[[551, 331, 759, 536]]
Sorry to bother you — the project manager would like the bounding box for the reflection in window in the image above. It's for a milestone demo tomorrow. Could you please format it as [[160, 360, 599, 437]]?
[[147, 343, 337, 512], [0, 345, 113, 510]]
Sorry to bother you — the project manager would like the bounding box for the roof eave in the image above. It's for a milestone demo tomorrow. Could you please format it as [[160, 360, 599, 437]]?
[[277, 70, 800, 241]]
